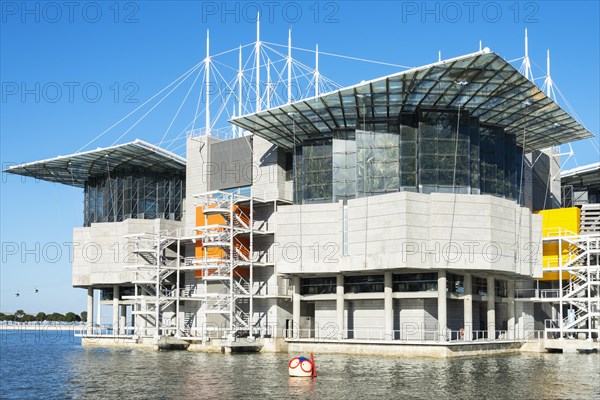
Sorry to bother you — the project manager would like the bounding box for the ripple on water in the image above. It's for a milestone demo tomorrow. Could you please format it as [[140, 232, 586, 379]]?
[[1, 332, 598, 400]]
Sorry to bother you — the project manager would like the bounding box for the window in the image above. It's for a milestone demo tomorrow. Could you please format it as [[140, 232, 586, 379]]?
[[288, 110, 524, 205], [84, 172, 184, 227], [393, 273, 438, 292], [447, 273, 464, 294], [345, 275, 384, 293], [300, 277, 336, 295], [473, 277, 488, 296], [495, 279, 508, 297]]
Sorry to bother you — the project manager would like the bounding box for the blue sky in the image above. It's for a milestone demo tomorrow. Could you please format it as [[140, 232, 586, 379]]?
[[1, 1, 599, 314]]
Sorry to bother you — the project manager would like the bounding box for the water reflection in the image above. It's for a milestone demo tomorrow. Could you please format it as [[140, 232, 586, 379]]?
[[288, 377, 317, 398], [0, 332, 598, 400]]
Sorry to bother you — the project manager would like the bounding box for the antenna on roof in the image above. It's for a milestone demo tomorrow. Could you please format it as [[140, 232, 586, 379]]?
[[438, 50, 441, 62], [519, 28, 534, 81], [479, 40, 482, 52]]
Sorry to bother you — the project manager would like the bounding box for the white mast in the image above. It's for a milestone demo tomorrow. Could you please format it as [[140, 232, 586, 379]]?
[[543, 49, 556, 100], [438, 50, 441, 62], [238, 45, 243, 135], [287, 29, 292, 103], [232, 104, 236, 137], [205, 29, 211, 136], [266, 61, 271, 109], [255, 12, 261, 112], [520, 28, 533, 81], [315, 44, 320, 98]]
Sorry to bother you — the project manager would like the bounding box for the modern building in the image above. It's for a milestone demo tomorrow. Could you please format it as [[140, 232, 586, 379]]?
[[5, 46, 598, 353]]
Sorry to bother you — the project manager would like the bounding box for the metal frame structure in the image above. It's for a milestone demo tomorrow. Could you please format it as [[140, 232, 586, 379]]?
[[123, 232, 179, 338], [121, 189, 281, 340], [231, 49, 592, 152], [192, 190, 255, 336], [541, 228, 600, 339]]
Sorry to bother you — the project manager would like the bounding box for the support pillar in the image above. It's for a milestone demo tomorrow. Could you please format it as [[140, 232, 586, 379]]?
[[463, 273, 473, 341], [112, 285, 120, 335], [292, 276, 301, 338], [487, 275, 496, 339], [86, 287, 94, 335], [507, 280, 515, 339], [437, 270, 447, 341], [120, 305, 127, 335], [384, 272, 393, 340], [336, 274, 344, 340]]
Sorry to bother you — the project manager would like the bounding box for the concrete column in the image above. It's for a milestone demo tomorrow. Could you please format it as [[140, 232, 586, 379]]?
[[112, 285, 120, 335], [463, 273, 473, 342], [487, 275, 496, 339], [437, 270, 447, 341], [86, 287, 94, 335], [292, 276, 301, 338], [384, 272, 393, 340], [336, 274, 344, 340], [507, 280, 515, 339], [120, 305, 127, 335]]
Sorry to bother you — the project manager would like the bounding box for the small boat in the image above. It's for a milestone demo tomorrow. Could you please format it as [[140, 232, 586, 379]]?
[[288, 353, 317, 377]]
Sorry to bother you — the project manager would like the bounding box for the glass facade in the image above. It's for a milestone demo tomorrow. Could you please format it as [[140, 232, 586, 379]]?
[[292, 109, 523, 204], [393, 273, 438, 292], [83, 171, 184, 227], [300, 277, 336, 295], [344, 275, 384, 293]]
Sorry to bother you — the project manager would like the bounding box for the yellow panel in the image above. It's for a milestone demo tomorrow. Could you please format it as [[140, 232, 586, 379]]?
[[535, 207, 580, 281], [536, 207, 580, 237]]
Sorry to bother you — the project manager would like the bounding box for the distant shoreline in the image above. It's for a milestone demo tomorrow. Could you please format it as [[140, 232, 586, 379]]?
[[0, 323, 86, 331]]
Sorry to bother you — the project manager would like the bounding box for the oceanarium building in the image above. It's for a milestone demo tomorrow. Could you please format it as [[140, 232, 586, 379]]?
[[7, 48, 598, 352]]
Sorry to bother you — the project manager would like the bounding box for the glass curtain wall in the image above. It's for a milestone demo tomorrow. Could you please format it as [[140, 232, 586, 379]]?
[[84, 172, 184, 226], [293, 109, 523, 205]]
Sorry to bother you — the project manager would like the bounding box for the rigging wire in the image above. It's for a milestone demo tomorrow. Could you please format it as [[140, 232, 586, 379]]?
[[77, 61, 203, 152]]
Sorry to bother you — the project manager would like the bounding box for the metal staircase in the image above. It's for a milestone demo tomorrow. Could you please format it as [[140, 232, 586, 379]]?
[[123, 232, 179, 337], [118, 190, 277, 340], [580, 204, 600, 234], [543, 229, 600, 339], [194, 190, 255, 337]]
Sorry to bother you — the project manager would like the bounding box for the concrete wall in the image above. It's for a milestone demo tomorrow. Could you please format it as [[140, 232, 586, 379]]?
[[515, 301, 536, 337], [276, 191, 542, 279], [253, 135, 290, 201], [72, 218, 183, 287], [314, 300, 337, 338], [528, 149, 562, 211], [184, 135, 214, 232], [346, 299, 385, 339], [392, 298, 438, 340]]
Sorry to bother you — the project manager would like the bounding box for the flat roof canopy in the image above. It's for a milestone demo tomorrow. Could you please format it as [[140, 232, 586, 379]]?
[[231, 49, 593, 152], [4, 139, 186, 188], [561, 162, 600, 190]]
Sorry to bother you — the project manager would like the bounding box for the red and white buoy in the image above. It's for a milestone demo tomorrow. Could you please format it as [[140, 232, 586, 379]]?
[[288, 353, 317, 377]]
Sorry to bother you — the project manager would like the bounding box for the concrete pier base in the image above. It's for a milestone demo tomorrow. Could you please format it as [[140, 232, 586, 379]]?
[[287, 340, 523, 358], [77, 334, 599, 356]]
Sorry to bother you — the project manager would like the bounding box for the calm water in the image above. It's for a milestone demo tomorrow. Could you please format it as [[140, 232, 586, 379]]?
[[0, 329, 599, 399]]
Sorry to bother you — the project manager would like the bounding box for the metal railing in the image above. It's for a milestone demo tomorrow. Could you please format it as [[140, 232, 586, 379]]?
[[287, 328, 533, 342]]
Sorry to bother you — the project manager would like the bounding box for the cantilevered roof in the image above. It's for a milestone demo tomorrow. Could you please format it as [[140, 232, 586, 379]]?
[[231, 49, 593, 152], [561, 162, 600, 190], [4, 139, 186, 188]]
